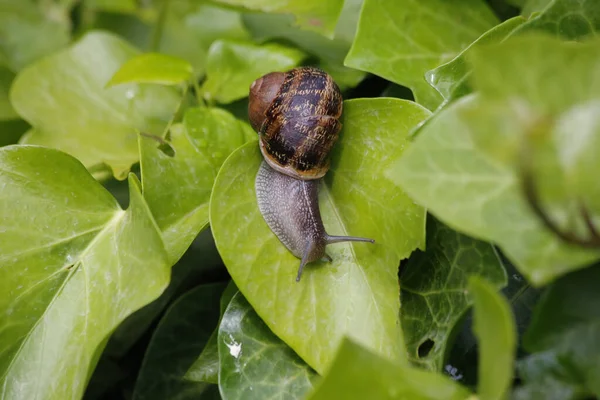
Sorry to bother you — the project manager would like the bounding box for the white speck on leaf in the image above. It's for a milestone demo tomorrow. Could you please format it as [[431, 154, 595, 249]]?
[[226, 335, 242, 359]]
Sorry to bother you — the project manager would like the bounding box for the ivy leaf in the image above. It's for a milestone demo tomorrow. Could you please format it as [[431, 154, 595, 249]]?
[[307, 338, 471, 400], [345, 0, 498, 110], [10, 31, 181, 179], [389, 92, 600, 286], [0, 0, 70, 72], [469, 277, 516, 400], [210, 98, 429, 373], [401, 216, 507, 371], [107, 53, 193, 86], [242, 0, 366, 90], [132, 284, 226, 400], [425, 16, 527, 105], [514, 265, 600, 398], [157, 3, 251, 76], [140, 107, 255, 263], [0, 146, 170, 399], [201, 40, 305, 104], [210, 0, 344, 37], [218, 292, 316, 399], [186, 281, 239, 384]]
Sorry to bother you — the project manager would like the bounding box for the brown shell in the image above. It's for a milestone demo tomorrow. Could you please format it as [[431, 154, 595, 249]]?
[[248, 67, 343, 180]]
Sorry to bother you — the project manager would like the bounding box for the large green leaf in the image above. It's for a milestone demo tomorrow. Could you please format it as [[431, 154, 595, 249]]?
[[218, 292, 316, 399], [242, 0, 366, 89], [132, 284, 226, 400], [210, 98, 429, 373], [157, 3, 250, 76], [308, 338, 471, 400], [401, 216, 507, 371], [0, 146, 170, 399], [10, 31, 181, 180], [469, 277, 516, 400], [210, 0, 344, 37], [0, 0, 70, 72], [107, 53, 193, 86], [201, 40, 305, 104], [140, 107, 255, 263], [389, 93, 600, 286], [345, 0, 498, 110], [514, 265, 600, 398]]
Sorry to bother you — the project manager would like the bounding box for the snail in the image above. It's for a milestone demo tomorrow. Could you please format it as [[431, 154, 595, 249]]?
[[249, 66, 374, 282]]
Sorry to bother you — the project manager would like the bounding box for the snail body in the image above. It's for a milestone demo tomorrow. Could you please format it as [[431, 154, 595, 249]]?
[[249, 67, 374, 282]]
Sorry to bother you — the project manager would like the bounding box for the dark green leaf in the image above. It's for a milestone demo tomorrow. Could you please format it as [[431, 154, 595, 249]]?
[[308, 338, 471, 400], [0, 146, 170, 399], [469, 277, 516, 400], [218, 292, 316, 399], [210, 0, 344, 37], [0, 66, 17, 120], [108, 53, 193, 86], [11, 31, 181, 179], [201, 40, 305, 104], [210, 99, 429, 373], [140, 107, 255, 263], [345, 0, 498, 110], [401, 216, 507, 371], [132, 284, 226, 400]]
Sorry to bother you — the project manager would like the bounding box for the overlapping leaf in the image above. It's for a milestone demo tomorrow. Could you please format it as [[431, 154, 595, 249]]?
[[401, 217, 507, 371], [210, 0, 344, 37], [10, 32, 181, 179], [108, 53, 193, 86], [132, 284, 226, 400], [140, 106, 255, 262], [308, 338, 471, 400], [345, 0, 498, 110], [201, 40, 305, 104], [0, 146, 170, 399], [210, 98, 430, 373], [218, 292, 316, 400]]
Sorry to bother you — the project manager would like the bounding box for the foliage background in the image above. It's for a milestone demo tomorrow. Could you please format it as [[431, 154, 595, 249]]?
[[0, 0, 599, 399]]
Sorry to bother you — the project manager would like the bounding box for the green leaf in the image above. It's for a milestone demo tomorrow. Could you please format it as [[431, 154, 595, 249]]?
[[469, 277, 516, 400], [0, 66, 17, 120], [389, 93, 600, 286], [201, 40, 305, 104], [140, 107, 255, 263], [132, 283, 226, 400], [186, 281, 239, 384], [210, 98, 430, 373], [0, 0, 70, 72], [10, 31, 181, 180], [218, 292, 316, 399], [426, 16, 527, 105], [308, 338, 471, 400], [242, 0, 366, 90], [157, 3, 251, 76], [0, 119, 28, 147], [514, 265, 600, 398], [515, 0, 600, 38], [401, 216, 507, 371], [0, 146, 170, 399], [210, 0, 344, 37], [107, 53, 193, 86], [86, 0, 138, 13], [345, 0, 498, 110]]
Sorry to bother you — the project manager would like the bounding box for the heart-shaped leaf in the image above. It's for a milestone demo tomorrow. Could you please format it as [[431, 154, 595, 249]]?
[[132, 283, 226, 400], [10, 31, 181, 179], [307, 338, 471, 400], [210, 0, 344, 37], [401, 216, 507, 371], [345, 0, 498, 110], [0, 145, 170, 399], [218, 292, 317, 399], [201, 40, 305, 104], [469, 277, 516, 400], [210, 98, 430, 373], [107, 53, 194, 86], [140, 107, 255, 263]]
